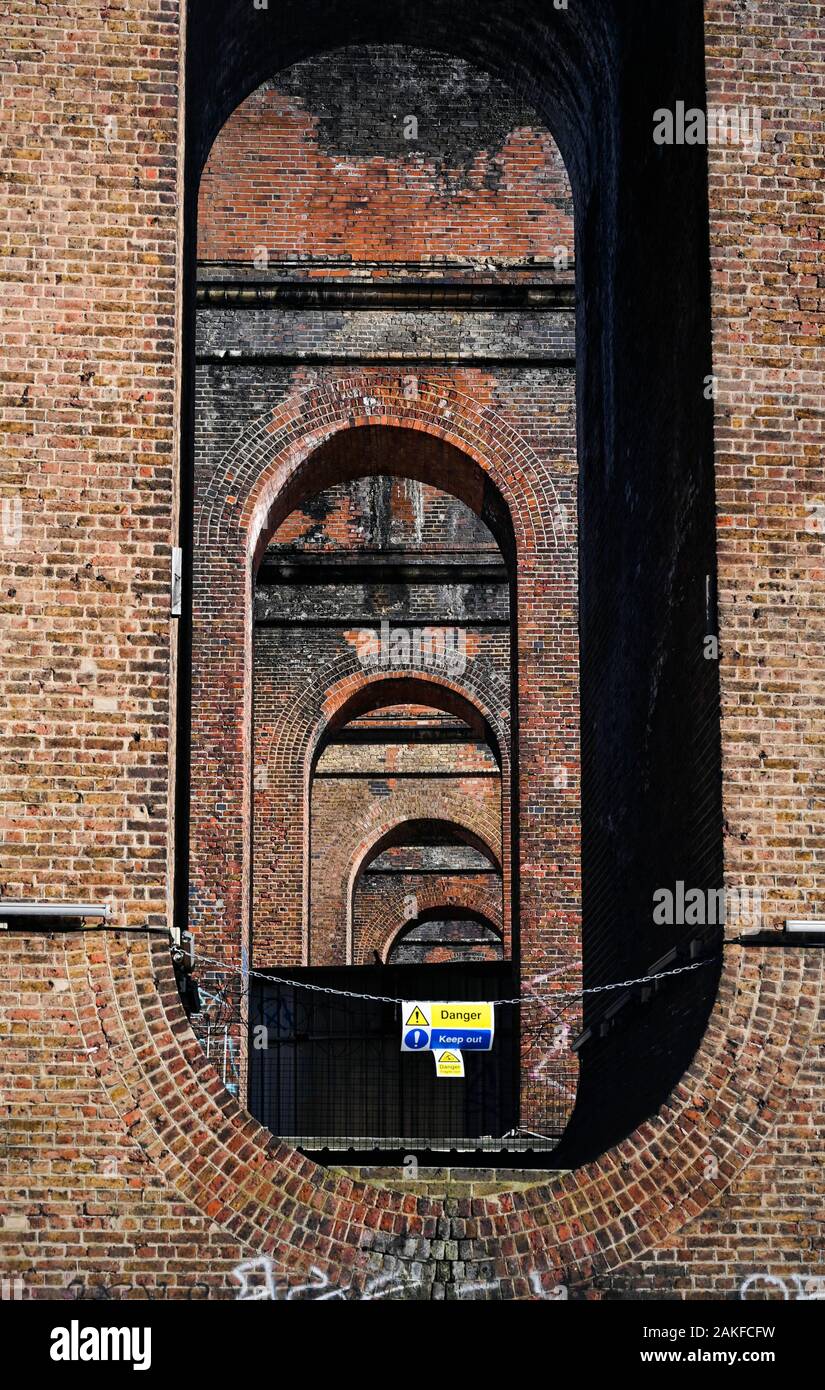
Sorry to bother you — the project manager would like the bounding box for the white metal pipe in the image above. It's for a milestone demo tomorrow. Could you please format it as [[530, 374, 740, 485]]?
[[0, 901, 112, 920]]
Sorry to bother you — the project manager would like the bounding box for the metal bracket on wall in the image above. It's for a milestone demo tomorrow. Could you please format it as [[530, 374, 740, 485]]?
[[171, 546, 183, 617], [734, 922, 825, 947]]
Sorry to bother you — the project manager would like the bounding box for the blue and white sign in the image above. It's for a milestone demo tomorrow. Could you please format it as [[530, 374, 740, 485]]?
[[400, 1001, 495, 1053]]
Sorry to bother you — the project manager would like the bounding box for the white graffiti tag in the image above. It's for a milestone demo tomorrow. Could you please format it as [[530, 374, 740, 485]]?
[[232, 1255, 568, 1301], [233, 1258, 346, 1301], [740, 1273, 825, 1301]]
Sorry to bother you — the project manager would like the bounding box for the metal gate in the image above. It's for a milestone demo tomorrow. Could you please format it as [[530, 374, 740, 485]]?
[[248, 963, 518, 1154]]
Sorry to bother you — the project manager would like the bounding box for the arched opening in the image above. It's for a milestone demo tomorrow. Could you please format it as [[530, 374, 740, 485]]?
[[183, 8, 723, 1168], [251, 454, 515, 954], [238, 405, 575, 1148], [385, 910, 504, 967], [349, 817, 503, 965]]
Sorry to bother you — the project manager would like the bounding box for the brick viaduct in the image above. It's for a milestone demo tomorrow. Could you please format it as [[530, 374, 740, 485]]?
[[0, 1, 821, 1300]]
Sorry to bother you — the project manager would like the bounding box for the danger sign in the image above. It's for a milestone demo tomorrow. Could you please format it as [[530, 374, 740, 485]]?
[[433, 1049, 465, 1079], [400, 1001, 495, 1052]]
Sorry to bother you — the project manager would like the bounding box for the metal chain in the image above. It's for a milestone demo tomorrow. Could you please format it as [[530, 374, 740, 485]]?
[[192, 951, 719, 1009]]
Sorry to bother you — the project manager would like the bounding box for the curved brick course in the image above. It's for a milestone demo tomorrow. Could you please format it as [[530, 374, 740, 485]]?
[[354, 876, 504, 965], [17, 928, 809, 1298]]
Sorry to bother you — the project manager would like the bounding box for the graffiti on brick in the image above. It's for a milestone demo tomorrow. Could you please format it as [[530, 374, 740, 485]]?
[[740, 1273, 825, 1301], [232, 1255, 567, 1301]]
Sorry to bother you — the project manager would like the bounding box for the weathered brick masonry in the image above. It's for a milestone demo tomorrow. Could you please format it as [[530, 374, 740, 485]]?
[[353, 860, 504, 966], [0, 927, 818, 1298], [188, 47, 581, 1133], [251, 478, 511, 966], [197, 52, 574, 276], [0, 1, 822, 1300], [310, 773, 502, 965], [0, 0, 181, 928]]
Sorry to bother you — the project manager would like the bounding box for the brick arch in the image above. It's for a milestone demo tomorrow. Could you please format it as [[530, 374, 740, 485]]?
[[386, 910, 504, 967], [338, 809, 502, 966], [354, 814, 502, 878], [196, 378, 570, 558], [184, 0, 728, 1162], [312, 669, 508, 775], [64, 929, 820, 1297], [355, 876, 504, 965], [253, 660, 511, 966], [263, 662, 511, 783], [191, 377, 581, 1129], [187, 3, 612, 198]]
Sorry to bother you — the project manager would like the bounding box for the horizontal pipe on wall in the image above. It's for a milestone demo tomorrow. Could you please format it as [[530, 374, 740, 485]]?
[[0, 901, 113, 921]]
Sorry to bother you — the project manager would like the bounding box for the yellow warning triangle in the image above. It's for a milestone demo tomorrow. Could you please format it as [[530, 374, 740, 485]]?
[[405, 1005, 429, 1027], [441, 1053, 459, 1064]]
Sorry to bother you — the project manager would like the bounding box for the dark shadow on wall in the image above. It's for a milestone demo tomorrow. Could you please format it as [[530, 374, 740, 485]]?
[[180, 0, 721, 1166]]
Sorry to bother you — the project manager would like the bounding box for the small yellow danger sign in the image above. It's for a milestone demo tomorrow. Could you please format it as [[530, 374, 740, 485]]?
[[434, 1049, 465, 1079]]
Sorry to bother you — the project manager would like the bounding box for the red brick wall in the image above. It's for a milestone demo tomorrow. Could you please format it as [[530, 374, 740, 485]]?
[[0, 0, 181, 928], [1, 0, 822, 1303], [706, 0, 824, 934], [197, 53, 574, 275]]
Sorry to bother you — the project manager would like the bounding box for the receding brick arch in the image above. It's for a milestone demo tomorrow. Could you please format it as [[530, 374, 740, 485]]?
[[253, 662, 511, 965], [386, 909, 504, 966], [353, 816, 502, 875], [191, 382, 581, 1135], [196, 380, 569, 558], [312, 670, 509, 775], [260, 662, 510, 787], [339, 812, 502, 966], [355, 880, 504, 965]]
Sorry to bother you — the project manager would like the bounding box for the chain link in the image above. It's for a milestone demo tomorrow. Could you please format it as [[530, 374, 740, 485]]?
[[451, 957, 714, 1006], [193, 951, 719, 1010]]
